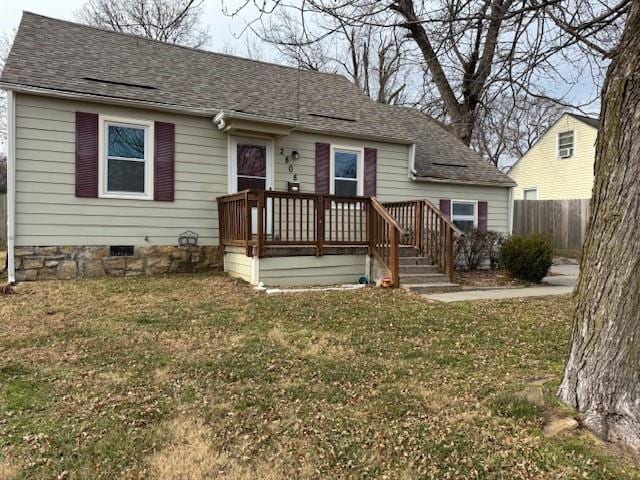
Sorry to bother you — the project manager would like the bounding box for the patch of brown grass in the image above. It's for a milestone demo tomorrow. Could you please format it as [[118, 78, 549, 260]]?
[[148, 417, 225, 480], [148, 417, 316, 480], [0, 456, 19, 479], [266, 327, 354, 359]]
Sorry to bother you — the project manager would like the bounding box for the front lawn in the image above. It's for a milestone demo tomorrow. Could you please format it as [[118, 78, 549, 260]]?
[[0, 274, 637, 479]]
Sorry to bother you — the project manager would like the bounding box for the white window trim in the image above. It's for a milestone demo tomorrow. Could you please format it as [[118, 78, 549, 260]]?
[[557, 129, 575, 159], [329, 144, 364, 196], [228, 135, 274, 194], [451, 199, 478, 230], [98, 115, 155, 200], [523, 187, 538, 200]]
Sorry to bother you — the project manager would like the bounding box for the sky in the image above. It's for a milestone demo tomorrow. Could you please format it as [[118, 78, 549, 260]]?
[[1, 0, 257, 54]]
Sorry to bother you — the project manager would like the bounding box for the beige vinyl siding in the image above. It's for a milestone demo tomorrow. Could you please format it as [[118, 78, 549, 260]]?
[[14, 93, 511, 249], [258, 254, 367, 286], [275, 132, 510, 233], [223, 249, 253, 282], [509, 114, 596, 200], [14, 93, 227, 246]]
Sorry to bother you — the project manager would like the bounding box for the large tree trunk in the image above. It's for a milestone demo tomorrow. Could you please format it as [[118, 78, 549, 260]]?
[[558, 2, 640, 449]]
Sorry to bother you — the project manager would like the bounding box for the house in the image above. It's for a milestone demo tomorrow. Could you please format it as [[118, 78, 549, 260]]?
[[1, 12, 515, 289], [509, 113, 599, 200]]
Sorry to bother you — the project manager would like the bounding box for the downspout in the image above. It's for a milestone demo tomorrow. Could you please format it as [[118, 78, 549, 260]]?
[[6, 90, 16, 284], [408, 143, 417, 179]]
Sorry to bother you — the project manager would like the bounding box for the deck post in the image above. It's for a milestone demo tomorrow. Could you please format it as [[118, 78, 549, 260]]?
[[315, 194, 324, 256], [390, 225, 400, 287], [446, 227, 455, 282], [216, 197, 225, 255], [367, 200, 373, 256], [257, 190, 265, 257], [415, 200, 424, 254], [244, 190, 252, 257]]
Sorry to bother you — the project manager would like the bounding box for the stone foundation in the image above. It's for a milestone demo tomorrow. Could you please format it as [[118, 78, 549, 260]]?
[[14, 245, 221, 282]]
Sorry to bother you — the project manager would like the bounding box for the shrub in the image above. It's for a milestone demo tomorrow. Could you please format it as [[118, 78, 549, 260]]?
[[485, 231, 506, 270], [455, 229, 487, 271], [500, 234, 553, 283]]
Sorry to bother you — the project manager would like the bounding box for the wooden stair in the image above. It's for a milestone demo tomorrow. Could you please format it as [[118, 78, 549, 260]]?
[[397, 247, 460, 294]]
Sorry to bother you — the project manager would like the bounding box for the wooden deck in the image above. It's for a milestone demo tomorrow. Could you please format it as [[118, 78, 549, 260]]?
[[217, 190, 458, 288]]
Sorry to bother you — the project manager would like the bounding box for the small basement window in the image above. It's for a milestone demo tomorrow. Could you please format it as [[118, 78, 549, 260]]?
[[558, 131, 574, 158], [451, 200, 477, 232], [110, 246, 135, 257], [100, 116, 154, 200]]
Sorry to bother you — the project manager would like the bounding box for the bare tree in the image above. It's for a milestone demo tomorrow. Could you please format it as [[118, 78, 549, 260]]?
[[558, 0, 640, 450], [258, 9, 415, 105], [472, 94, 565, 168], [76, 0, 210, 48], [225, 0, 627, 146]]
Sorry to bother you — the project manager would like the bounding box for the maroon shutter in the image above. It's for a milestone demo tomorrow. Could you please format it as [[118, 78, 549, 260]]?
[[478, 201, 488, 231], [154, 121, 175, 201], [439, 199, 451, 219], [75, 112, 99, 198], [315, 143, 330, 194], [363, 147, 377, 197]]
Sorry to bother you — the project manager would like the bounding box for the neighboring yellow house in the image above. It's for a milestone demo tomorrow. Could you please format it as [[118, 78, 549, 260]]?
[[509, 113, 598, 200]]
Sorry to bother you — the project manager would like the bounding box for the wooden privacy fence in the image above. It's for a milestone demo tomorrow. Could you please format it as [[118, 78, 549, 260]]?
[[0, 193, 6, 249], [513, 199, 591, 253]]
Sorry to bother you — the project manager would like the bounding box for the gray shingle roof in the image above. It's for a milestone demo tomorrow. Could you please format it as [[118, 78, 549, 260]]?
[[1, 12, 514, 187], [567, 113, 600, 129], [378, 105, 515, 186]]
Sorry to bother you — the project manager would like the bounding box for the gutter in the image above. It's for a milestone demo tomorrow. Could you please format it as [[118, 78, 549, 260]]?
[[213, 110, 298, 131], [0, 82, 220, 118], [411, 175, 517, 188], [6, 90, 16, 284]]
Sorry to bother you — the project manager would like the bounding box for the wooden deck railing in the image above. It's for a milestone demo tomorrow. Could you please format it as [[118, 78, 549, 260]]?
[[423, 200, 459, 282], [217, 190, 255, 256], [382, 200, 424, 252], [383, 199, 459, 282], [218, 190, 400, 285], [369, 198, 401, 287], [218, 191, 457, 286]]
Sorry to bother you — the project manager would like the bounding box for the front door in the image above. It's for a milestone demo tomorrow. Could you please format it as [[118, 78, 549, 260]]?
[[229, 137, 274, 233]]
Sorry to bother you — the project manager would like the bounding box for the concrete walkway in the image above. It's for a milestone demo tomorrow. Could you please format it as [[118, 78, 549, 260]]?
[[424, 285, 574, 303], [424, 260, 578, 303]]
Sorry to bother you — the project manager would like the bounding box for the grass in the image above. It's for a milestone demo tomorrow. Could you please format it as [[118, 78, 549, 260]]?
[[0, 272, 638, 479]]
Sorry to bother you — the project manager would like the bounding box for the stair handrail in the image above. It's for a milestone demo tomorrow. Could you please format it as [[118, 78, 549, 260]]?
[[423, 200, 461, 282], [369, 197, 402, 287]]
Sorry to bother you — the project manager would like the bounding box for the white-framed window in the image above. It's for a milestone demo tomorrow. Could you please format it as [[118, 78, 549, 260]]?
[[451, 200, 477, 232], [330, 146, 363, 196], [523, 188, 538, 200], [558, 130, 574, 158], [228, 136, 274, 193], [99, 116, 154, 199]]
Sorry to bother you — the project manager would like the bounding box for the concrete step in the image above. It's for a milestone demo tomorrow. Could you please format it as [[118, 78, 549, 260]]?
[[400, 273, 450, 284], [399, 264, 440, 275], [399, 256, 434, 266], [402, 283, 461, 294]]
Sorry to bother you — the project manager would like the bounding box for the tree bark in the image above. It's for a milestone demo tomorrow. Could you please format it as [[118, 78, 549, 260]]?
[[558, 1, 640, 449]]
